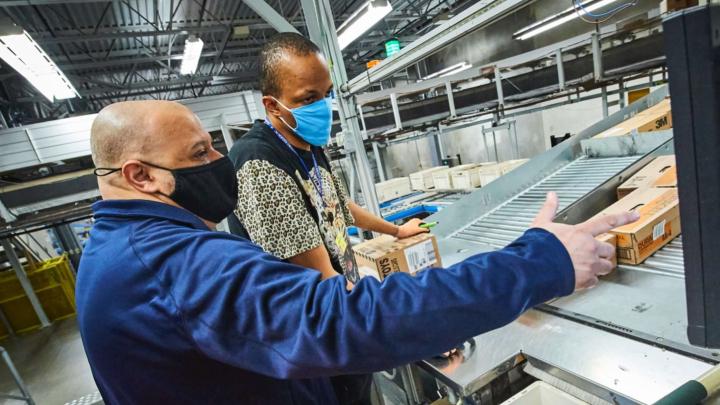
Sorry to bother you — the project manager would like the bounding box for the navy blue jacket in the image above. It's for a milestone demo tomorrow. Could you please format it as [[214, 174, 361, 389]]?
[[76, 199, 574, 404]]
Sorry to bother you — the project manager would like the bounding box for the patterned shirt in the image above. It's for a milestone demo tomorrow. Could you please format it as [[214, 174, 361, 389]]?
[[227, 120, 359, 282]]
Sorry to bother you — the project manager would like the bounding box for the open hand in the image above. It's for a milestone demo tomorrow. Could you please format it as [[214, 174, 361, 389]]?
[[531, 192, 639, 290]]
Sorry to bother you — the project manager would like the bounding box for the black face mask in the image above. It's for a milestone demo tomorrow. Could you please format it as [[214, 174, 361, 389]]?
[[95, 157, 238, 223]]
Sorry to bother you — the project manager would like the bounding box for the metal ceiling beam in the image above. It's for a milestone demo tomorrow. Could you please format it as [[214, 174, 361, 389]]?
[[242, 0, 299, 33], [346, 0, 528, 94], [15, 72, 256, 102], [57, 50, 258, 71], [36, 26, 230, 45], [0, 0, 110, 5]]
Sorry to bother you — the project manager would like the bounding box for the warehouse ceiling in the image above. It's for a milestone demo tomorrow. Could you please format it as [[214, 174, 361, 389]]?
[[0, 0, 461, 125]]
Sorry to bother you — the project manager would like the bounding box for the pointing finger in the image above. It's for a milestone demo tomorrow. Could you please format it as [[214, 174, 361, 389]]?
[[532, 192, 559, 227], [579, 211, 641, 236]]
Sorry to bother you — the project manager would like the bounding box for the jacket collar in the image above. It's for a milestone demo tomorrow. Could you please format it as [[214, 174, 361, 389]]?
[[92, 199, 209, 230]]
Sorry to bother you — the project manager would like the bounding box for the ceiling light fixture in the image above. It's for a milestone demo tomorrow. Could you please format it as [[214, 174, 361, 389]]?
[[513, 0, 622, 40], [423, 62, 473, 80], [337, 0, 393, 50], [180, 36, 204, 75], [0, 30, 78, 102]]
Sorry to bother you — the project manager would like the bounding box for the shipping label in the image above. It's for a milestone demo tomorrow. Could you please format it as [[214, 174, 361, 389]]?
[[404, 240, 437, 274]]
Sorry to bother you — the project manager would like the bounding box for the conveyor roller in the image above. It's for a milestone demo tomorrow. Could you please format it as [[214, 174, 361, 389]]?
[[450, 155, 641, 248]]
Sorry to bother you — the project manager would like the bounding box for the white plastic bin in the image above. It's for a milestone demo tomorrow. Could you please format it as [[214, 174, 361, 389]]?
[[501, 381, 589, 405]]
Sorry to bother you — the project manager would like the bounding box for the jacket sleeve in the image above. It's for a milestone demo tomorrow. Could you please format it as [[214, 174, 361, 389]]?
[[161, 228, 574, 379]]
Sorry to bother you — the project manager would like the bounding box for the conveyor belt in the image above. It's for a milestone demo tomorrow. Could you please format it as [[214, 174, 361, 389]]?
[[450, 155, 641, 247]]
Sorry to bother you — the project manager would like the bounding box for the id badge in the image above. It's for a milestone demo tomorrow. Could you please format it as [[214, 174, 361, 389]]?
[[335, 231, 348, 254]]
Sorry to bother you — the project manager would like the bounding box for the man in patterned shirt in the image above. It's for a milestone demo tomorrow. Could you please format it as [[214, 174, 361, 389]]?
[[227, 33, 428, 404], [228, 33, 427, 284]]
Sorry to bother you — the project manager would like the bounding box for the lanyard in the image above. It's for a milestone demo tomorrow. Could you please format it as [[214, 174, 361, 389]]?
[[265, 119, 325, 204]]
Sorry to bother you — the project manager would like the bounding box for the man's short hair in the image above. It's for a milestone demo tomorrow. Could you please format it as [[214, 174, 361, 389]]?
[[259, 33, 322, 96]]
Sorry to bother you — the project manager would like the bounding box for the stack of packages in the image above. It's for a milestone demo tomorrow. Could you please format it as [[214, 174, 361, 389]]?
[[595, 155, 679, 270]]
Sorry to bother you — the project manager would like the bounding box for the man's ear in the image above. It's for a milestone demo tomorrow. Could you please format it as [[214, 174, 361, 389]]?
[[262, 96, 282, 117], [121, 160, 170, 194]]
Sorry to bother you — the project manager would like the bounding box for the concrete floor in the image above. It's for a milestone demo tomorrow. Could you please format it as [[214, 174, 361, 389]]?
[[0, 317, 98, 405]]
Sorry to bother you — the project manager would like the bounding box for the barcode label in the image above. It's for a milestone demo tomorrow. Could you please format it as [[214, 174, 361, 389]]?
[[653, 220, 667, 241], [404, 240, 437, 274]]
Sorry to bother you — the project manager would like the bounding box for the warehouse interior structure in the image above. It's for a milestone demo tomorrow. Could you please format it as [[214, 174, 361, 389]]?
[[0, 0, 719, 404]]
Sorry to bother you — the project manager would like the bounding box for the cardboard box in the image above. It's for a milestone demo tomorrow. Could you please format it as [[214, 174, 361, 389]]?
[[353, 233, 442, 280], [594, 99, 673, 139], [409, 166, 449, 191], [653, 164, 678, 188], [595, 188, 680, 265], [596, 233, 617, 271], [375, 177, 412, 203], [432, 164, 478, 189], [617, 155, 676, 199]]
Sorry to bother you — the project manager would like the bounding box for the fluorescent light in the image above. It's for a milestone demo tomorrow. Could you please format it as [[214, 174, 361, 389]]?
[[337, 0, 393, 50], [513, 0, 622, 40], [180, 36, 203, 75], [423, 62, 472, 80], [0, 31, 78, 102]]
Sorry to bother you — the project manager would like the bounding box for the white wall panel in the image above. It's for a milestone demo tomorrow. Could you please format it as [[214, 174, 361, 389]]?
[[0, 90, 261, 173]]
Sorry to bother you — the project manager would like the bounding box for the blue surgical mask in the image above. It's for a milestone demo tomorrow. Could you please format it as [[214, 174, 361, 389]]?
[[273, 96, 333, 146]]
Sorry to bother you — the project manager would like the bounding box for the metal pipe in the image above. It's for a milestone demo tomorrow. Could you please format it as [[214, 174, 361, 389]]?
[[602, 86, 609, 118], [445, 81, 457, 117], [556, 49, 566, 90], [0, 238, 50, 327], [390, 93, 403, 130], [372, 142, 386, 182], [494, 66, 504, 113], [0, 347, 35, 405], [492, 129, 500, 162], [592, 30, 603, 82]]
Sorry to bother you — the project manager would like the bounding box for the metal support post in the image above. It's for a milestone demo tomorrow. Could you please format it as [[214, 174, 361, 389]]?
[[601, 86, 609, 118], [357, 104, 368, 137], [0, 199, 16, 223], [618, 80, 626, 109], [494, 66, 504, 113], [445, 81, 457, 117], [429, 131, 444, 167], [511, 121, 520, 159], [390, 93, 403, 130], [219, 114, 235, 150], [492, 130, 500, 162], [0, 110, 8, 129], [371, 142, 386, 182], [555, 49, 565, 90], [52, 224, 83, 270], [0, 347, 35, 405], [301, 0, 381, 216], [592, 30, 603, 82], [219, 123, 234, 150], [0, 239, 50, 328], [399, 365, 421, 404], [482, 129, 491, 162]]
